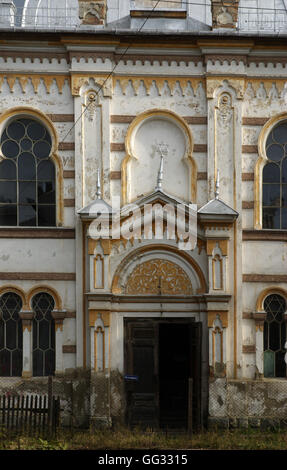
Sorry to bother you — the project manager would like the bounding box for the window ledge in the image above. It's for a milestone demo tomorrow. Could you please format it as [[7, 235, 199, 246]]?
[[0, 227, 75, 238], [243, 229, 287, 241]]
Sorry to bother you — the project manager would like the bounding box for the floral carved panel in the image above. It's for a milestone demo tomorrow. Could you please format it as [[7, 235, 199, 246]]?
[[125, 259, 192, 295]]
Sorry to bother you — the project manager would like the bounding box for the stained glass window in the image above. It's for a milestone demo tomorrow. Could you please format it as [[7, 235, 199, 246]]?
[[0, 118, 56, 226], [263, 122, 287, 229], [264, 294, 287, 378], [0, 293, 23, 376], [32, 293, 55, 376]]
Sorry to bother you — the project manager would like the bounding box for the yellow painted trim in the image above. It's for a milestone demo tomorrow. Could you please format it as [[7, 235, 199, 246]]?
[[89, 310, 110, 328], [0, 74, 69, 94], [27, 285, 62, 311], [256, 286, 287, 312], [122, 109, 197, 205], [0, 285, 28, 310], [207, 310, 228, 328]]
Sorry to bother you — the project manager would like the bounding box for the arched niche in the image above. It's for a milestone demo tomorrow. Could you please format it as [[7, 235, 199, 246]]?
[[122, 109, 196, 204]]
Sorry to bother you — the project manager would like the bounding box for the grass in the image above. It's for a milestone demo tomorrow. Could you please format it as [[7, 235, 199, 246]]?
[[1, 427, 287, 450]]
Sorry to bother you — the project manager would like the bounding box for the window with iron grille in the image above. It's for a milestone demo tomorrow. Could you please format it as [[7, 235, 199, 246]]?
[[0, 117, 56, 226], [264, 294, 287, 378], [263, 122, 287, 229], [0, 293, 23, 376], [32, 293, 55, 377]]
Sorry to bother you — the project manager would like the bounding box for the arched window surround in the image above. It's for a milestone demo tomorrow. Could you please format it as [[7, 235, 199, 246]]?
[[0, 107, 64, 227], [121, 109, 197, 205], [255, 112, 287, 230], [254, 288, 287, 378]]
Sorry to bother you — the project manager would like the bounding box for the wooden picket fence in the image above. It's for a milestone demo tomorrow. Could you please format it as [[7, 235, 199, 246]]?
[[0, 393, 60, 435]]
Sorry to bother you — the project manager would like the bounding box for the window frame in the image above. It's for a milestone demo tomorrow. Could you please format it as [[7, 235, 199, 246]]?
[[0, 291, 23, 377], [263, 293, 287, 378], [0, 107, 63, 228]]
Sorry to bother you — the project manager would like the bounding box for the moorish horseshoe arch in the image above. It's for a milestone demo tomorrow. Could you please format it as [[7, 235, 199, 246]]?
[[121, 109, 197, 205], [255, 112, 287, 229], [111, 244, 207, 295], [0, 106, 64, 226]]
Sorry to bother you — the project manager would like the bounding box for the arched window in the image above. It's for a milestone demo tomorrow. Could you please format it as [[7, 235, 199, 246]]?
[[32, 292, 55, 376], [264, 294, 287, 378], [0, 117, 56, 226], [263, 121, 287, 229], [0, 292, 23, 376]]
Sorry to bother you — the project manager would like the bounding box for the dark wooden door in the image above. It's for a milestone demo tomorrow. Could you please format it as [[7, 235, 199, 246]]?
[[124, 319, 202, 430], [125, 320, 159, 429]]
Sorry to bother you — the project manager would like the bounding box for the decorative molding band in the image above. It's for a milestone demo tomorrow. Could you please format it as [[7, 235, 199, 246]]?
[[0, 51, 69, 64], [245, 79, 286, 97], [0, 74, 69, 94], [0, 228, 75, 239], [246, 56, 287, 67], [114, 55, 203, 66], [47, 114, 74, 122], [108, 171, 253, 183], [64, 199, 75, 207], [242, 117, 269, 126], [110, 115, 135, 123], [243, 230, 287, 241], [205, 54, 247, 65], [110, 115, 208, 125], [243, 274, 287, 283], [242, 201, 254, 209], [112, 77, 205, 97], [130, 10, 187, 19], [0, 273, 76, 280], [242, 145, 258, 153], [242, 173, 254, 181], [110, 171, 121, 180], [72, 52, 203, 66], [242, 311, 253, 319], [110, 143, 124, 152], [62, 345, 76, 354], [59, 142, 75, 151], [242, 344, 256, 353], [183, 116, 208, 124], [65, 311, 76, 318], [194, 144, 208, 153], [63, 170, 75, 179]]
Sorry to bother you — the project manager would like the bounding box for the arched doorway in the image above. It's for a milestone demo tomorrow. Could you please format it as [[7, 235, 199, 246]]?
[[117, 253, 207, 431]]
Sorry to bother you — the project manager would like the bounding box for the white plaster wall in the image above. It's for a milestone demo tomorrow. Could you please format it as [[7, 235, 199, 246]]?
[[243, 241, 287, 275], [0, 239, 75, 273]]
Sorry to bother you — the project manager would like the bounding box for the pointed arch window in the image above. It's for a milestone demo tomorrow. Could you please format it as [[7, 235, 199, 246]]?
[[0, 293, 23, 376], [32, 292, 55, 377], [264, 294, 287, 378], [263, 122, 287, 229], [0, 117, 56, 226]]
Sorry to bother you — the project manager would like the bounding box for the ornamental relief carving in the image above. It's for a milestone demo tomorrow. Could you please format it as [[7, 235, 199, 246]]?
[[125, 259, 193, 295], [217, 93, 233, 132]]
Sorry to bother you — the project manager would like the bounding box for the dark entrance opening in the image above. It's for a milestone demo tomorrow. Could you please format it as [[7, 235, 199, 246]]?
[[159, 323, 190, 429], [125, 319, 202, 431]]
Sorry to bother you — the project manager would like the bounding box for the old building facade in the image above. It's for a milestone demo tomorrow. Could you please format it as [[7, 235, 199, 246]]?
[[0, 0, 287, 429]]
